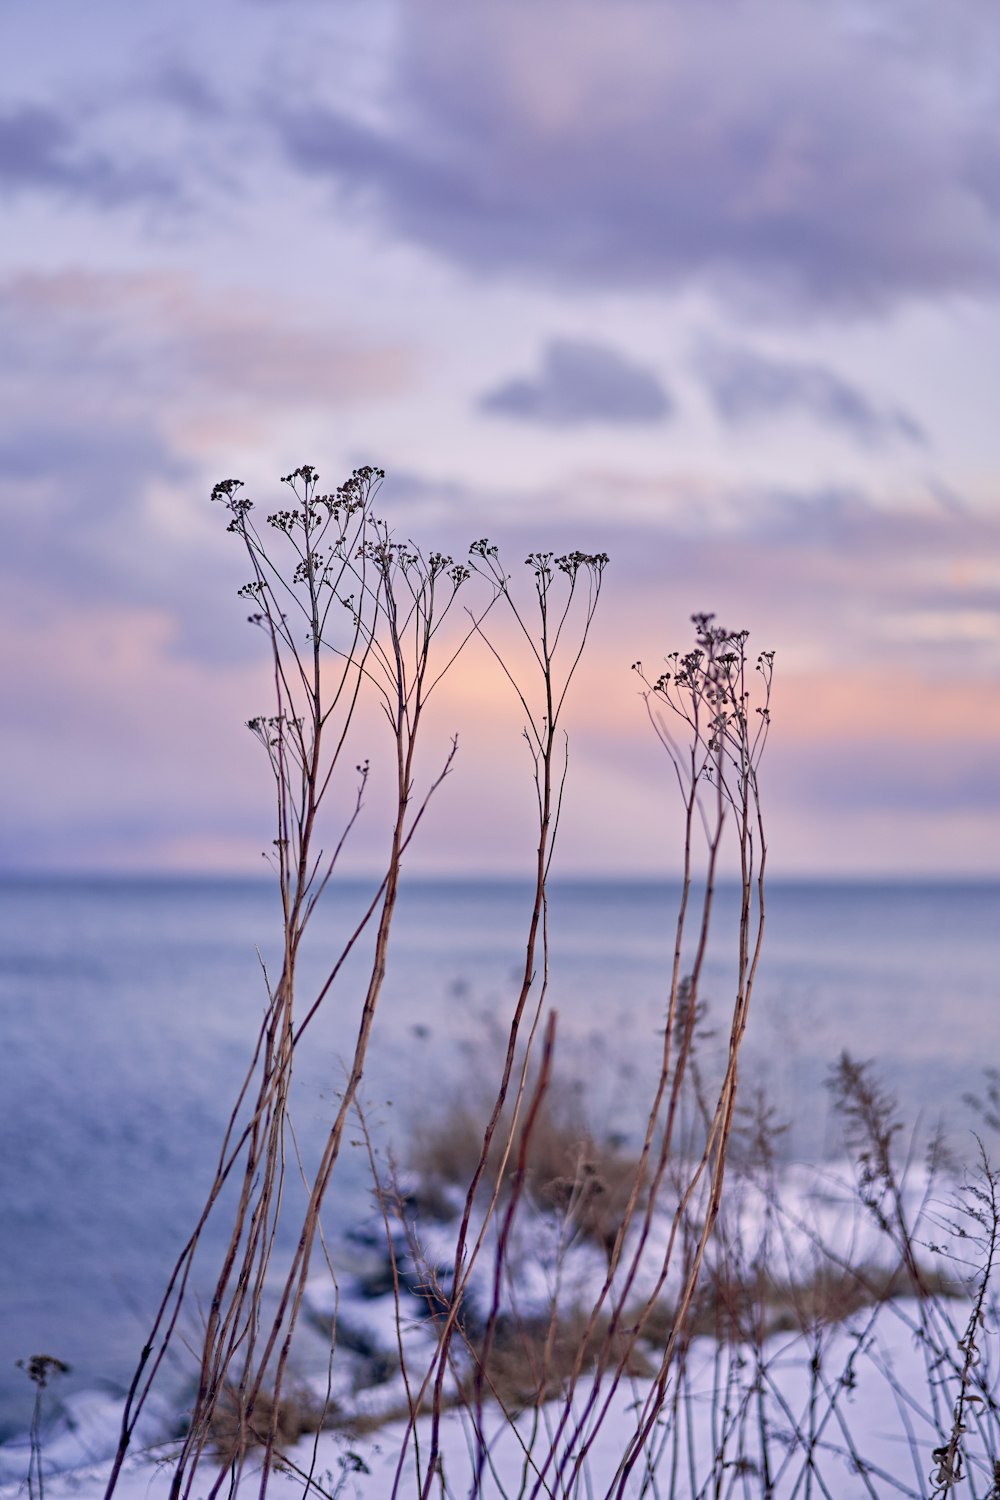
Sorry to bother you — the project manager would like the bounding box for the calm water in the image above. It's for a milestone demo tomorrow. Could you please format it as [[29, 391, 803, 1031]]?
[[0, 875, 997, 1437]]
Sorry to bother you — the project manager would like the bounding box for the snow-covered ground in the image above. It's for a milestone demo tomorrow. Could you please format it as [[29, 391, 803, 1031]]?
[[2, 1309, 994, 1500], [3, 1161, 997, 1499]]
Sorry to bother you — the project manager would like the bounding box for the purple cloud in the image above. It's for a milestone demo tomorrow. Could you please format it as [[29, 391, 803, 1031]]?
[[0, 271, 406, 660], [152, 61, 226, 120], [694, 342, 925, 448], [381, 467, 1000, 669], [480, 340, 672, 427], [269, 2, 1000, 313], [0, 103, 177, 206]]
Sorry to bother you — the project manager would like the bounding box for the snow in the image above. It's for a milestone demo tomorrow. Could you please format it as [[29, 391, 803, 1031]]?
[[3, 1161, 996, 1499], [3, 1305, 992, 1500]]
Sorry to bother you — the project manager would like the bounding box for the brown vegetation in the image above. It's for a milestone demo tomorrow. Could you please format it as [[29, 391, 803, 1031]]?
[[94, 459, 1000, 1498]]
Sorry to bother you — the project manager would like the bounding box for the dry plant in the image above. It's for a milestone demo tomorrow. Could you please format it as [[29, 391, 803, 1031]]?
[[622, 1059, 1000, 1498], [7, 431, 989, 1500], [96, 454, 1000, 1497], [409, 1056, 644, 1257], [929, 1141, 1000, 1497], [15, 1355, 70, 1500], [98, 468, 628, 1500], [372, 1048, 1000, 1497], [166, 474, 999, 1499], [103, 464, 497, 1500], [357, 611, 774, 1500], [378, 542, 609, 1499]]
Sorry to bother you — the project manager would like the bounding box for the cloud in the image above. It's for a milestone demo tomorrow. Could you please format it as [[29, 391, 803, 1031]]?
[[0, 103, 177, 206], [0, 270, 410, 437], [392, 475, 1000, 876], [0, 271, 411, 655], [378, 464, 1000, 678], [151, 61, 226, 120], [694, 342, 925, 447], [269, 0, 1000, 313], [0, 588, 271, 871], [1, 270, 408, 400], [480, 339, 672, 427]]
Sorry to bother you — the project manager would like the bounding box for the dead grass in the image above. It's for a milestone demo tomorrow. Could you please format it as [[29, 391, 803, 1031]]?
[[639, 1258, 963, 1347], [464, 1309, 654, 1411], [206, 1381, 336, 1467], [409, 1077, 646, 1258]]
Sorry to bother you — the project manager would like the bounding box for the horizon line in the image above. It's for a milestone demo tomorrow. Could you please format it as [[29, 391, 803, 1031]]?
[[1, 866, 998, 887]]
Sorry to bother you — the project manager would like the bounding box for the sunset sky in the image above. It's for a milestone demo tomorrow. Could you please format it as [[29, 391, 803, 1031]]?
[[3, 0, 999, 877]]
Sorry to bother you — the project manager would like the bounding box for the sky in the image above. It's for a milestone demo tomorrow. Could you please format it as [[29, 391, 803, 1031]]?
[[2, 0, 1000, 878]]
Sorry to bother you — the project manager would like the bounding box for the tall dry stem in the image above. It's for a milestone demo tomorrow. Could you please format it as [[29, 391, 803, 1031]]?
[[522, 616, 772, 1500], [104, 465, 491, 1500], [387, 545, 608, 1500]]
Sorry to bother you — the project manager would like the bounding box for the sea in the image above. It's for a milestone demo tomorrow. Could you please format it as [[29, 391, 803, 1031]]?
[[0, 874, 997, 1442]]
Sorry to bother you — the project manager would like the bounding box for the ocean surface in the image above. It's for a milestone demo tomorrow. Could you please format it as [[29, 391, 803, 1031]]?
[[1, 874, 997, 1440]]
